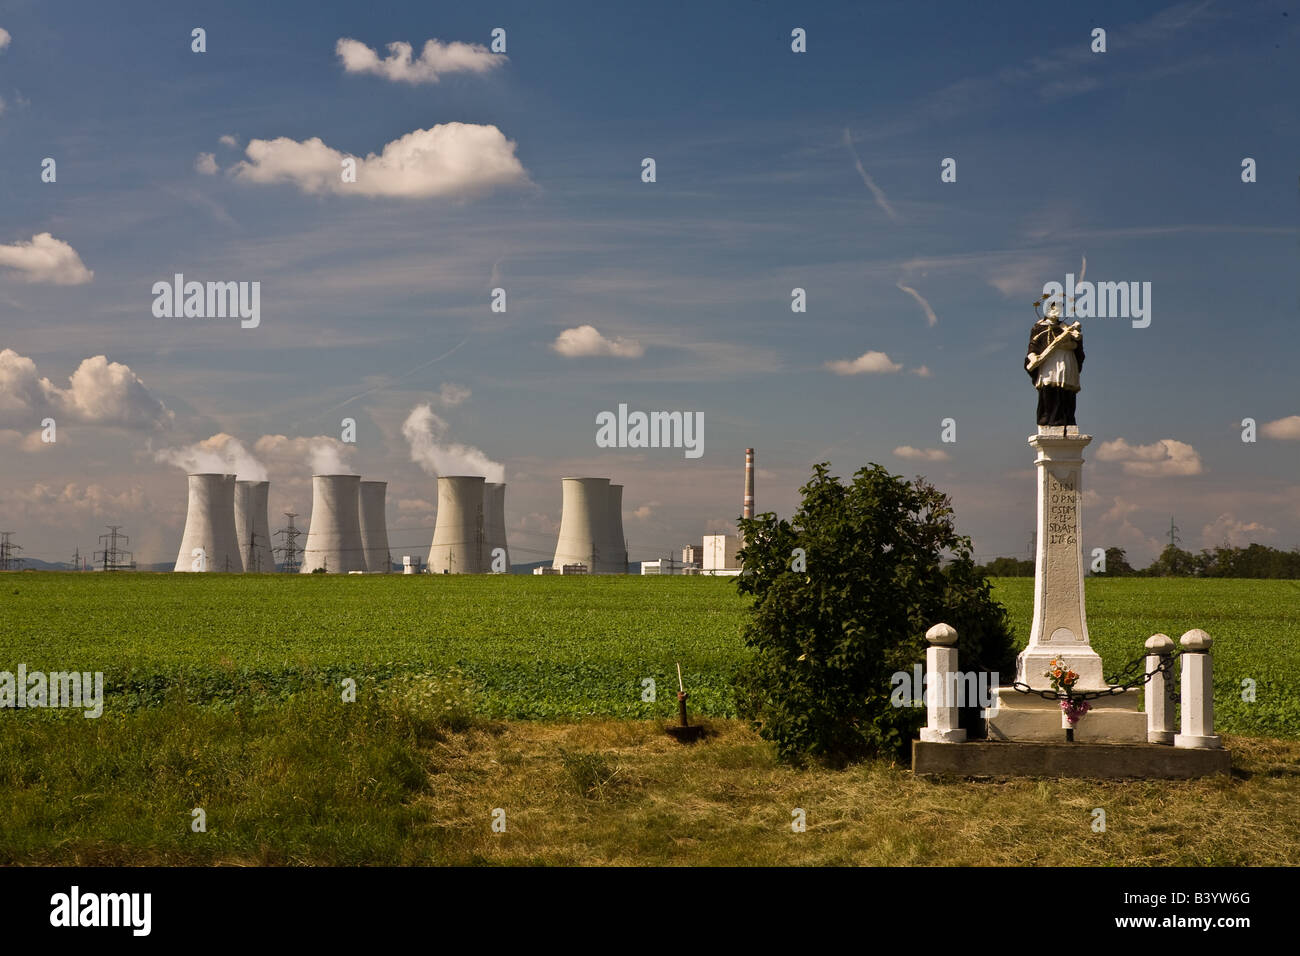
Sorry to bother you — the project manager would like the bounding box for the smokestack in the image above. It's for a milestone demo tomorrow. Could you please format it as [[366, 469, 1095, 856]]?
[[428, 476, 486, 574], [605, 483, 627, 573], [234, 480, 274, 573], [554, 477, 623, 573], [482, 482, 510, 572], [744, 448, 755, 519], [300, 474, 364, 573], [174, 473, 242, 572], [358, 480, 392, 573]]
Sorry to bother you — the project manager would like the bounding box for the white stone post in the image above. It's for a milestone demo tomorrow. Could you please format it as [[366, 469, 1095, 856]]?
[[921, 623, 966, 743], [1174, 629, 1221, 750], [1144, 634, 1176, 744]]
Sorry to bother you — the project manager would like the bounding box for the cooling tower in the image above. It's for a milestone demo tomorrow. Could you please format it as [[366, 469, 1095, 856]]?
[[552, 477, 618, 573], [358, 480, 392, 573], [604, 483, 627, 573], [234, 480, 275, 573], [482, 482, 510, 572], [427, 476, 486, 574], [300, 474, 364, 573], [174, 473, 242, 572]]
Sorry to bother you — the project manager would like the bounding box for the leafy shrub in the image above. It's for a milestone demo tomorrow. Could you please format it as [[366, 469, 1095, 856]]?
[[734, 462, 1016, 765]]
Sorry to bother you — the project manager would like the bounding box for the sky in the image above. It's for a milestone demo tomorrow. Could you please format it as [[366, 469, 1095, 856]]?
[[0, 0, 1297, 568]]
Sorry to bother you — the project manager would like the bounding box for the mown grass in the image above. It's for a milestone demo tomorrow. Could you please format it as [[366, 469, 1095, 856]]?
[[2, 693, 1296, 866], [0, 573, 1296, 736]]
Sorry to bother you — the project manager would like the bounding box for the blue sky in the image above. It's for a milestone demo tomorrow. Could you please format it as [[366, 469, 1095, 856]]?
[[1, 0, 1297, 566]]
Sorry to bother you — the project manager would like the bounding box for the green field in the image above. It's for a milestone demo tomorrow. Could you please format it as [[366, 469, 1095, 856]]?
[[1, 573, 1297, 737]]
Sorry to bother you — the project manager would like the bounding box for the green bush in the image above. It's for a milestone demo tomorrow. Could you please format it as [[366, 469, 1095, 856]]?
[[733, 463, 1016, 765]]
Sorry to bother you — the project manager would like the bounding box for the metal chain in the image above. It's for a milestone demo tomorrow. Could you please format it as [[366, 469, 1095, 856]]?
[[1011, 650, 1183, 702]]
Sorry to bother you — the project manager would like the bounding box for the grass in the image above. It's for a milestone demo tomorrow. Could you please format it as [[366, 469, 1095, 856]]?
[[0, 573, 1296, 736], [2, 695, 1297, 865]]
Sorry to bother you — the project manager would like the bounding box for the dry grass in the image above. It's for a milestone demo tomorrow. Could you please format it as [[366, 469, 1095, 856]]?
[[411, 720, 1300, 866]]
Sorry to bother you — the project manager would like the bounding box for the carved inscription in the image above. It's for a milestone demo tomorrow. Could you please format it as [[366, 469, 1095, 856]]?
[[1047, 472, 1077, 546]]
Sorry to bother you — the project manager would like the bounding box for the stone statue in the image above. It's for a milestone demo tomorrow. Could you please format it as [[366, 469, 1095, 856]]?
[[1025, 297, 1084, 427]]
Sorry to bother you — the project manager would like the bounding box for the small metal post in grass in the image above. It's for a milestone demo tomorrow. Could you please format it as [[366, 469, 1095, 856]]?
[[666, 661, 705, 742]]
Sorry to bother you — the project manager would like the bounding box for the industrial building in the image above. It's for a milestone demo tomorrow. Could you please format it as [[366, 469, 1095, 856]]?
[[300, 474, 365, 573], [174, 473, 243, 572], [234, 479, 274, 573], [358, 480, 392, 573], [551, 477, 627, 574], [483, 481, 510, 572], [427, 475, 486, 573]]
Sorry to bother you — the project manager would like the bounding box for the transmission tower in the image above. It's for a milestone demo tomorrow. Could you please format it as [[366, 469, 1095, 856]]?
[[0, 532, 23, 571], [274, 512, 302, 573], [94, 526, 134, 572], [1167, 515, 1181, 550]]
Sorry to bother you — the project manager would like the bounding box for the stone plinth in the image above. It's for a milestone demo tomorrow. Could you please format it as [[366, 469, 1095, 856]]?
[[913, 740, 1232, 779], [986, 687, 1146, 743], [1018, 430, 1105, 690]]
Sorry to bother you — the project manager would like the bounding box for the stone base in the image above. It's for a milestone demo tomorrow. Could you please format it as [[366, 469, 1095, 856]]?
[[1174, 733, 1222, 750], [1016, 647, 1106, 691], [920, 727, 966, 743], [985, 687, 1146, 743], [913, 740, 1232, 779]]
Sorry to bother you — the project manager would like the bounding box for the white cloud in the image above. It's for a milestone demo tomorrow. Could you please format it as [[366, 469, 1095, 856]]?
[[896, 281, 938, 326], [0, 233, 93, 285], [632, 501, 660, 521], [253, 434, 354, 476], [0, 28, 10, 51], [893, 446, 949, 462], [551, 325, 644, 359], [1201, 513, 1275, 549], [1096, 437, 1202, 477], [911, 365, 932, 378], [335, 37, 504, 84], [824, 351, 902, 375], [218, 134, 239, 149], [401, 403, 504, 483], [436, 382, 471, 406], [230, 123, 528, 200], [0, 349, 172, 431], [1261, 415, 1300, 440], [194, 152, 218, 175], [154, 433, 266, 480]]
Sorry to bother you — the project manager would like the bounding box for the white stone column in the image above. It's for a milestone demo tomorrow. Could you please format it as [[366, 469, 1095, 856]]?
[[921, 623, 966, 743], [1144, 634, 1176, 744], [1017, 431, 1105, 689], [1174, 629, 1221, 750]]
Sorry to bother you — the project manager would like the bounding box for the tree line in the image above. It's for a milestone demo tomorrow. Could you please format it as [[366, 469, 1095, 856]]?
[[980, 543, 1300, 578]]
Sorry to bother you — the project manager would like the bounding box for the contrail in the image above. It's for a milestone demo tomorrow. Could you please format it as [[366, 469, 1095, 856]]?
[[843, 128, 901, 224], [896, 281, 938, 327], [327, 338, 471, 413]]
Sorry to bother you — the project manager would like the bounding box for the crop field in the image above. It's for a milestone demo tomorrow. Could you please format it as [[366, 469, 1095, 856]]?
[[1, 573, 1297, 738]]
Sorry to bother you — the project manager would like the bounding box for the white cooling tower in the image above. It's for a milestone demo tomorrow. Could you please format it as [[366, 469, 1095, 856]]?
[[358, 480, 392, 573], [174, 473, 243, 572], [605, 483, 627, 573], [234, 480, 275, 573], [427, 476, 486, 574], [300, 474, 365, 573], [553, 477, 620, 573], [482, 482, 509, 572]]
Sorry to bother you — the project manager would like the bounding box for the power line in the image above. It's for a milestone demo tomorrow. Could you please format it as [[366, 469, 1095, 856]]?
[[94, 526, 134, 572], [274, 512, 302, 573], [0, 532, 23, 571]]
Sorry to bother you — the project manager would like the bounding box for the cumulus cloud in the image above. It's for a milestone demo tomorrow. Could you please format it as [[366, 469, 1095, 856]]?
[[0, 28, 10, 51], [1261, 415, 1300, 440], [218, 134, 239, 148], [194, 152, 218, 175], [401, 403, 504, 483], [154, 433, 267, 480], [632, 501, 660, 521], [1096, 438, 1202, 477], [0, 233, 93, 284], [1, 482, 147, 526], [230, 123, 528, 199], [893, 446, 949, 462], [0, 349, 172, 431], [436, 382, 471, 406], [551, 325, 645, 359], [825, 351, 902, 375], [335, 37, 504, 84], [1201, 513, 1276, 549]]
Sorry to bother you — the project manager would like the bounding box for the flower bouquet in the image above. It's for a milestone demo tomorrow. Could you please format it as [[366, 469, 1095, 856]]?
[[1046, 657, 1091, 737]]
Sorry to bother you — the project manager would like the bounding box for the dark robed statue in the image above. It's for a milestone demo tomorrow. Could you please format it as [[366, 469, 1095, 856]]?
[[1025, 298, 1084, 427]]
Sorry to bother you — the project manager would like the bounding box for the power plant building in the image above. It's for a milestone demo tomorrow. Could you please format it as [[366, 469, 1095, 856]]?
[[428, 475, 486, 574], [174, 473, 243, 572], [483, 481, 510, 572], [300, 474, 365, 573], [234, 479, 275, 573], [552, 477, 627, 574], [358, 480, 392, 573]]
